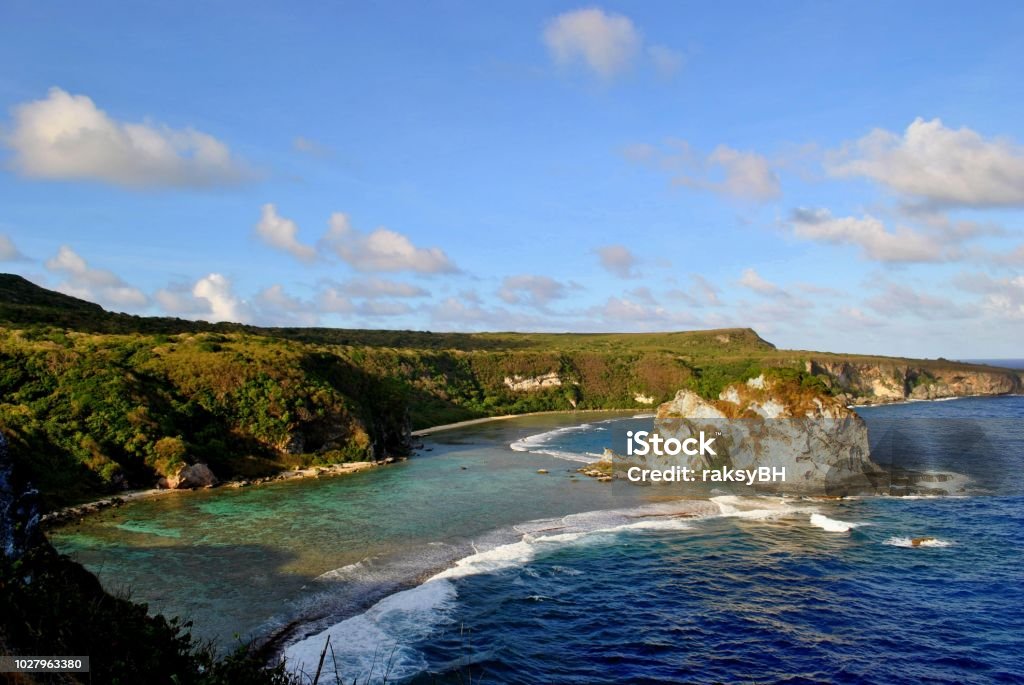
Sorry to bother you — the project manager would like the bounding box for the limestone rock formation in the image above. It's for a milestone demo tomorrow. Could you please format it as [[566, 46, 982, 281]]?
[[642, 375, 882, 495], [503, 372, 563, 391], [806, 359, 1020, 404]]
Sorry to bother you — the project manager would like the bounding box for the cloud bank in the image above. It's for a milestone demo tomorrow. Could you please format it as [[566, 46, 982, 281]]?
[[5, 87, 251, 189]]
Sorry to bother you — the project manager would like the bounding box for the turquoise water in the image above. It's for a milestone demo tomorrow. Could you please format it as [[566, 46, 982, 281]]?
[[51, 400, 1024, 683], [49, 412, 657, 646]]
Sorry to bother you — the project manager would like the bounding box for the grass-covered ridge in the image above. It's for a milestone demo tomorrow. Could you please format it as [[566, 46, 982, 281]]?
[[1, 273, 1018, 507]]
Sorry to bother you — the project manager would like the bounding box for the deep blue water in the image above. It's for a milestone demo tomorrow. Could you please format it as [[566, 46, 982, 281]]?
[[55, 398, 1024, 683], [391, 398, 1024, 684]]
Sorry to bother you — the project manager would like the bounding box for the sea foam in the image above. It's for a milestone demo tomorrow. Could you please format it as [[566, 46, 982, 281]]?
[[283, 499, 712, 681], [711, 495, 812, 521], [885, 536, 953, 548], [809, 513, 862, 532], [510, 424, 600, 463]]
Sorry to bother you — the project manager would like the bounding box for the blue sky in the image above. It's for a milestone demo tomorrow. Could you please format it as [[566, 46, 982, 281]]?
[[1, 1, 1023, 357]]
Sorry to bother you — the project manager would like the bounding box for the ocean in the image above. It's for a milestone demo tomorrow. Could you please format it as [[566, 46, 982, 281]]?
[[50, 397, 1024, 684]]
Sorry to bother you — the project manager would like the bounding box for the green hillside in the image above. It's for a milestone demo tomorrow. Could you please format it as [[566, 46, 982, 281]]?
[[0, 273, 1018, 507]]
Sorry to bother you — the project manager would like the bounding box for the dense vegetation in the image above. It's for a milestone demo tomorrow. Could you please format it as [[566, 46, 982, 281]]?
[[0, 273, 1016, 508]]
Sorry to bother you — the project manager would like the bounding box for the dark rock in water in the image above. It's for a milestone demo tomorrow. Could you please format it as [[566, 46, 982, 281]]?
[[911, 536, 936, 547], [0, 433, 44, 564]]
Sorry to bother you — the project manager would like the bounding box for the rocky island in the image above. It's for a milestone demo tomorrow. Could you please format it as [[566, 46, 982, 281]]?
[[640, 374, 883, 495]]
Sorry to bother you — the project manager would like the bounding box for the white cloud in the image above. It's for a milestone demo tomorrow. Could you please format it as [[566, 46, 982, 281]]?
[[356, 300, 413, 317], [253, 284, 319, 326], [789, 208, 946, 263], [596, 296, 663, 321], [675, 144, 781, 201], [429, 296, 539, 331], [627, 140, 780, 201], [159, 279, 319, 326], [543, 8, 641, 78], [835, 306, 885, 328], [5, 87, 251, 188], [334, 278, 429, 298], [44, 245, 147, 309], [625, 286, 657, 305], [666, 274, 721, 307], [430, 296, 494, 327], [795, 282, 844, 297], [192, 273, 250, 323], [0, 234, 25, 261], [993, 244, 1024, 266], [584, 296, 701, 331], [498, 274, 568, 309], [595, 244, 639, 278], [154, 283, 208, 317], [322, 213, 458, 274], [316, 287, 355, 314], [738, 268, 785, 297], [459, 289, 483, 305], [954, 272, 1024, 320], [865, 281, 971, 320], [255, 204, 317, 262], [827, 118, 1024, 208]]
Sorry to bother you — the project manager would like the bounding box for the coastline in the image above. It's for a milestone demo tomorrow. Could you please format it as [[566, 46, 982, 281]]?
[[44, 393, 1016, 525], [849, 392, 1023, 409], [44, 409, 638, 525], [41, 460, 382, 526], [410, 407, 640, 436]]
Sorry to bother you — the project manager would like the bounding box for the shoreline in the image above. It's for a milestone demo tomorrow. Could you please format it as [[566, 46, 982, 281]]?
[[44, 409, 639, 525], [410, 407, 641, 436], [850, 392, 1022, 409], [45, 393, 1015, 525], [41, 460, 383, 527]]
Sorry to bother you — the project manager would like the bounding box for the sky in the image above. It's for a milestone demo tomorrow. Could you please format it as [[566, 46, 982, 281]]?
[[1, 1, 1023, 358]]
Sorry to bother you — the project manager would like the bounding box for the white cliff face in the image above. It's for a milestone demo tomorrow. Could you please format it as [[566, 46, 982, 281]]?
[[806, 359, 1021, 403], [503, 372, 562, 391], [650, 376, 880, 495], [670, 391, 728, 419]]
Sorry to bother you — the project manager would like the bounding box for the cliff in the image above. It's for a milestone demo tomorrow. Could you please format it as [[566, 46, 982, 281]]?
[[806, 358, 1021, 403], [644, 375, 883, 495]]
